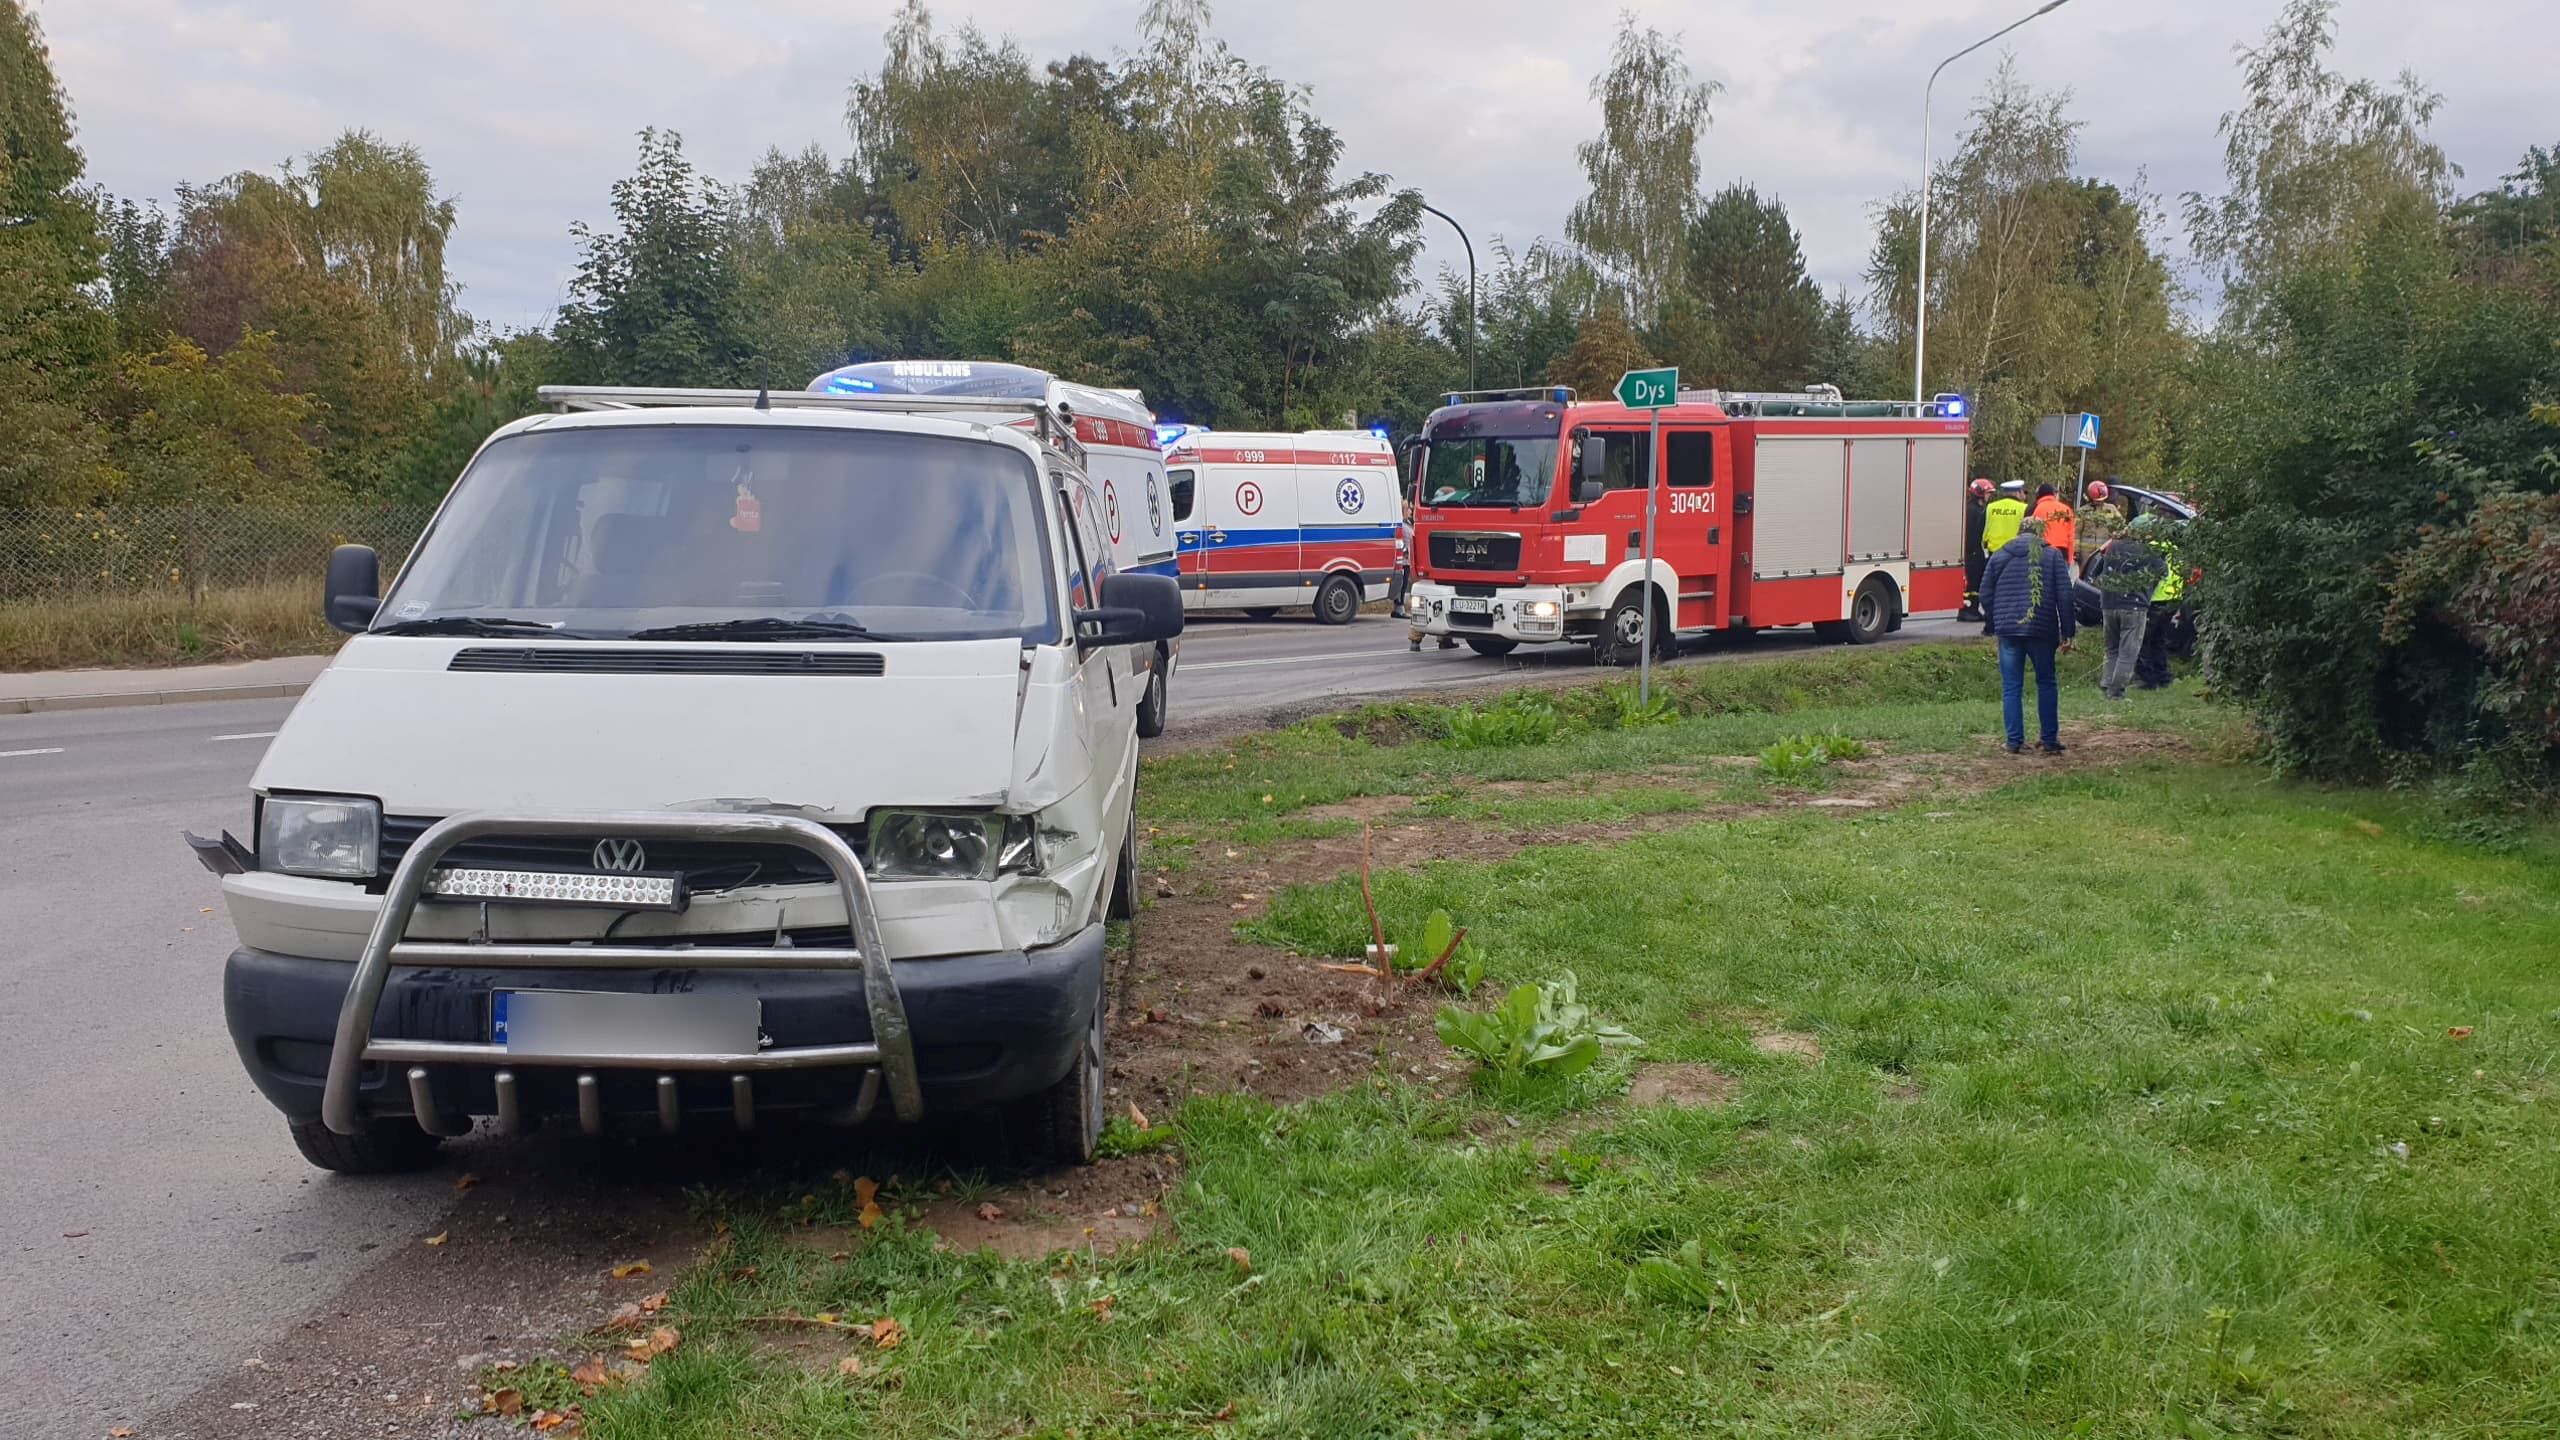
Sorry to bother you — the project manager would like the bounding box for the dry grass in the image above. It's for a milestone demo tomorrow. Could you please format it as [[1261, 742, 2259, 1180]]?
[[0, 581, 340, 672]]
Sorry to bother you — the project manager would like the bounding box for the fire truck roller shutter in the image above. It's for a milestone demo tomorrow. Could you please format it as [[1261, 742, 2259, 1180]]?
[[1750, 439, 1847, 580], [1847, 440, 1909, 562], [1908, 439, 1968, 569]]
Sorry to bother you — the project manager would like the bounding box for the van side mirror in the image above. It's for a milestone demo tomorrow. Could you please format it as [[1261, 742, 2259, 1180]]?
[[325, 544, 381, 635], [1077, 572, 1184, 648]]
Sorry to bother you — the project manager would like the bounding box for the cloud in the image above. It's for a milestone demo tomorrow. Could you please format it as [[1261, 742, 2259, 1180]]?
[[33, 0, 2560, 337]]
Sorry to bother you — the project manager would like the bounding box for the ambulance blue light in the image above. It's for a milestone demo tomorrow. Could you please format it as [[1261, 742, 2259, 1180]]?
[[1370, 425, 1390, 440]]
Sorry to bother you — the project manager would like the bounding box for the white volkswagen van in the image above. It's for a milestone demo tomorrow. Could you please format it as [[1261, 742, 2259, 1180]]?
[[192, 382, 1183, 1172]]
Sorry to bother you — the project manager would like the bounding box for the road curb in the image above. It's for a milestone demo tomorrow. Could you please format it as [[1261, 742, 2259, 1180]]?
[[0, 680, 312, 715]]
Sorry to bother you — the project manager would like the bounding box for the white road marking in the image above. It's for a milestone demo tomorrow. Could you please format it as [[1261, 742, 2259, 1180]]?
[[210, 731, 279, 742], [1182, 648, 1417, 673], [0, 747, 66, 758]]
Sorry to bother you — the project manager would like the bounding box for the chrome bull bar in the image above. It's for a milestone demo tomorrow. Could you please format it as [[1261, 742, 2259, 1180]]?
[[320, 811, 922, 1136]]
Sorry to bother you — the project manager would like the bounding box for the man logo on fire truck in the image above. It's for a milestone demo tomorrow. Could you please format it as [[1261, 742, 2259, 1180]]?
[[1403, 384, 1973, 663]]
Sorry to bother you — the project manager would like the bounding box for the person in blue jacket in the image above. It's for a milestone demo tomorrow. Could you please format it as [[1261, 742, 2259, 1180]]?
[[1978, 514, 2078, 754]]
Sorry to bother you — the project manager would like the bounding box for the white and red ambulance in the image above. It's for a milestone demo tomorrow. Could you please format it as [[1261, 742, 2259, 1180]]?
[[1160, 429, 1402, 624]]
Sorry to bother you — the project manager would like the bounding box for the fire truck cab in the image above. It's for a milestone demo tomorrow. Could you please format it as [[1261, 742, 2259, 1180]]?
[[1404, 385, 1971, 661]]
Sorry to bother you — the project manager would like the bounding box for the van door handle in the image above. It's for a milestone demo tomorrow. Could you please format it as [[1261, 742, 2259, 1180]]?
[[1208, 529, 1227, 542]]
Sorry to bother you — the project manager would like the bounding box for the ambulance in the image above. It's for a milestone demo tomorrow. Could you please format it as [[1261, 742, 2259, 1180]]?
[[1159, 429, 1402, 624], [812, 361, 1179, 733]]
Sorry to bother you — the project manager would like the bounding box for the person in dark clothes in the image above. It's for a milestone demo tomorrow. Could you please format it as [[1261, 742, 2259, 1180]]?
[[1978, 514, 2077, 754], [1959, 477, 1994, 622], [2082, 514, 2168, 701]]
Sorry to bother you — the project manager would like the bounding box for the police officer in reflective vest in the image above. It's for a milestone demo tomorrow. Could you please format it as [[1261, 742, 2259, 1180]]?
[[1981, 480, 2029, 562]]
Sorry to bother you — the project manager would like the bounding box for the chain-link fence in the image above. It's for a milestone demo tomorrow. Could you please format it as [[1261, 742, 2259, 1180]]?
[[0, 503, 437, 604]]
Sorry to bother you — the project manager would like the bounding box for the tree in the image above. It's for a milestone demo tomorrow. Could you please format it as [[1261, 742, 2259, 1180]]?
[[1545, 308, 1656, 400], [551, 130, 752, 387], [1657, 184, 1825, 391], [391, 331, 555, 505], [1434, 238, 1581, 392], [0, 0, 114, 504], [2184, 0, 2452, 327], [1564, 13, 1718, 326]]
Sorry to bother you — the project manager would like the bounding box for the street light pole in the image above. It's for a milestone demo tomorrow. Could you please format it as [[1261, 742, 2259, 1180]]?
[[1418, 199, 1477, 390], [1913, 0, 2075, 406]]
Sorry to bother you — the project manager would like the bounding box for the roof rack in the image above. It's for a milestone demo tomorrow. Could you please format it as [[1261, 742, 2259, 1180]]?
[[1679, 384, 1943, 420], [533, 385, 1088, 464], [1439, 385, 1575, 407]]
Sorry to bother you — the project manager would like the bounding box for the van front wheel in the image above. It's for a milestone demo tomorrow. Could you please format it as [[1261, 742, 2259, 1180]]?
[[1313, 574, 1362, 626], [1134, 647, 1169, 738], [1007, 991, 1105, 1169]]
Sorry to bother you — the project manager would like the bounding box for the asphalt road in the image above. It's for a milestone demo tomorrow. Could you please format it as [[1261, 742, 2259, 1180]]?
[[0, 611, 1961, 1436]]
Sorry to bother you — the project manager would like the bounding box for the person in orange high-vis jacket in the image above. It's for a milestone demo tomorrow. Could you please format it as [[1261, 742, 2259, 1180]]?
[[2030, 484, 2078, 569]]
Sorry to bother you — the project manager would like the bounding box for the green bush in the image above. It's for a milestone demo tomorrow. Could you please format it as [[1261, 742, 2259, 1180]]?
[[1444, 692, 1562, 748], [1434, 970, 1640, 1079], [1758, 730, 1867, 781]]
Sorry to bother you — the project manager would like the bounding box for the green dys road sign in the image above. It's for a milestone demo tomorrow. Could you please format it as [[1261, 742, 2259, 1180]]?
[[1615, 367, 1679, 409]]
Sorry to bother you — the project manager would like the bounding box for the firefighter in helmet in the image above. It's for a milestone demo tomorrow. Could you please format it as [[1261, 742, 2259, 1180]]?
[[1961, 477, 1996, 622]]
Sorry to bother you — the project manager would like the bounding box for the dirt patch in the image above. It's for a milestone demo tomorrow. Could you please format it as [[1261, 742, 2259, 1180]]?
[[1120, 724, 2198, 1114], [1883, 1080, 1925, 1102], [1627, 1062, 1740, 1108], [787, 1154, 1178, 1263], [1752, 1032, 1824, 1062]]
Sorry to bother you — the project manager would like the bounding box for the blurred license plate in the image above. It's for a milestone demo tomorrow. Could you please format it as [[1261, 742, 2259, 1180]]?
[[492, 990, 760, 1059], [1449, 596, 1490, 614]]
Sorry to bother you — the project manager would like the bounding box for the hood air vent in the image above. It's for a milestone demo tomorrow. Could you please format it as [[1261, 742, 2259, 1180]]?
[[448, 647, 886, 676]]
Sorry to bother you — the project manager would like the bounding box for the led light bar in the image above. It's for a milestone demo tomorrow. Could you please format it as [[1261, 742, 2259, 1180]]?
[[425, 866, 687, 911]]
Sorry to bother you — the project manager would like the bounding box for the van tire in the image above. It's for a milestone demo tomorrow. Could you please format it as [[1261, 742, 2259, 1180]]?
[[1842, 577, 1895, 645], [288, 1118, 444, 1175], [1007, 989, 1106, 1169], [1313, 574, 1362, 626], [1462, 637, 1517, 658], [1107, 810, 1140, 923], [1134, 647, 1169, 738]]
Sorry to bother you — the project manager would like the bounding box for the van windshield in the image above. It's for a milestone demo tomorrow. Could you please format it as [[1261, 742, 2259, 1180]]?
[[1419, 435, 1559, 509], [379, 425, 1059, 643]]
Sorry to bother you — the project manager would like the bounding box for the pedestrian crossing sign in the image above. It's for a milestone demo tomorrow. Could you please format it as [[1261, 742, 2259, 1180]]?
[[2074, 413, 2101, 449]]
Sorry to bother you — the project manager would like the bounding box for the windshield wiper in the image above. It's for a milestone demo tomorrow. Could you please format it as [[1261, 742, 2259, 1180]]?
[[625, 616, 879, 642], [371, 616, 573, 637]]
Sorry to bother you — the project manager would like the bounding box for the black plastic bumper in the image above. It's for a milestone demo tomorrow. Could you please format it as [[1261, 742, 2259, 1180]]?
[[221, 926, 1104, 1126]]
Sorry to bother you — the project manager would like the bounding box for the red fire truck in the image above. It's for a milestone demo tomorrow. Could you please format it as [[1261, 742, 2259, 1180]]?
[[1403, 384, 1972, 661]]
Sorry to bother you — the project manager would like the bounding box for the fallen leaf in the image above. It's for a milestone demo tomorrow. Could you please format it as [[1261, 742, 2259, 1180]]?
[[2448, 1026, 2475, 1040], [836, 1353, 864, 1378], [869, 1316, 904, 1349], [531, 1412, 567, 1433], [489, 1387, 525, 1417], [603, 1302, 644, 1332], [609, 1260, 652, 1279], [831, 1168, 854, 1186], [1214, 1400, 1238, 1421], [638, 1290, 669, 1315], [569, 1357, 608, 1389], [1128, 1100, 1152, 1131], [828, 1250, 851, 1262], [1260, 794, 1273, 805], [1089, 1294, 1117, 1321], [814, 1312, 840, 1325], [1227, 1247, 1252, 1273], [858, 1199, 886, 1230], [976, 1202, 1005, 1222], [729, 1265, 759, 1281], [453, 1173, 481, 1193], [422, 1232, 449, 1248], [624, 1326, 680, 1363]]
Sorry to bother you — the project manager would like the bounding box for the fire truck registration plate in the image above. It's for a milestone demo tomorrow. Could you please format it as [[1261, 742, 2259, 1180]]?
[[1449, 597, 1489, 614]]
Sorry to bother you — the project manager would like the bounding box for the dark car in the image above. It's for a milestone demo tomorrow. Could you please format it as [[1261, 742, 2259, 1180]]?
[[2074, 485, 2197, 628]]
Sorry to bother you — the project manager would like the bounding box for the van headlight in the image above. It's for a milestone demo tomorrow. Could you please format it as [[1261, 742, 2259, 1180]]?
[[259, 795, 381, 878], [867, 811, 1040, 881]]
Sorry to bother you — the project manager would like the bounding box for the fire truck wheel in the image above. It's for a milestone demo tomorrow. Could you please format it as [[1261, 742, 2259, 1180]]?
[[1591, 589, 1665, 667], [1313, 574, 1363, 626], [1842, 576, 1897, 645], [1462, 637, 1517, 658]]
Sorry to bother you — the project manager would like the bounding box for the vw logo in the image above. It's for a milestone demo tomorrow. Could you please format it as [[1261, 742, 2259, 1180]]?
[[593, 838, 648, 873]]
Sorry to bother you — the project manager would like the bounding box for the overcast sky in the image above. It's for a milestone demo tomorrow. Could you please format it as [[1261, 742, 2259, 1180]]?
[[33, 0, 2559, 339]]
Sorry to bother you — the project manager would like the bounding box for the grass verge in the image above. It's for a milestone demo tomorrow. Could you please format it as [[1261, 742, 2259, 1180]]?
[[508, 649, 2560, 1437], [0, 581, 338, 670]]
